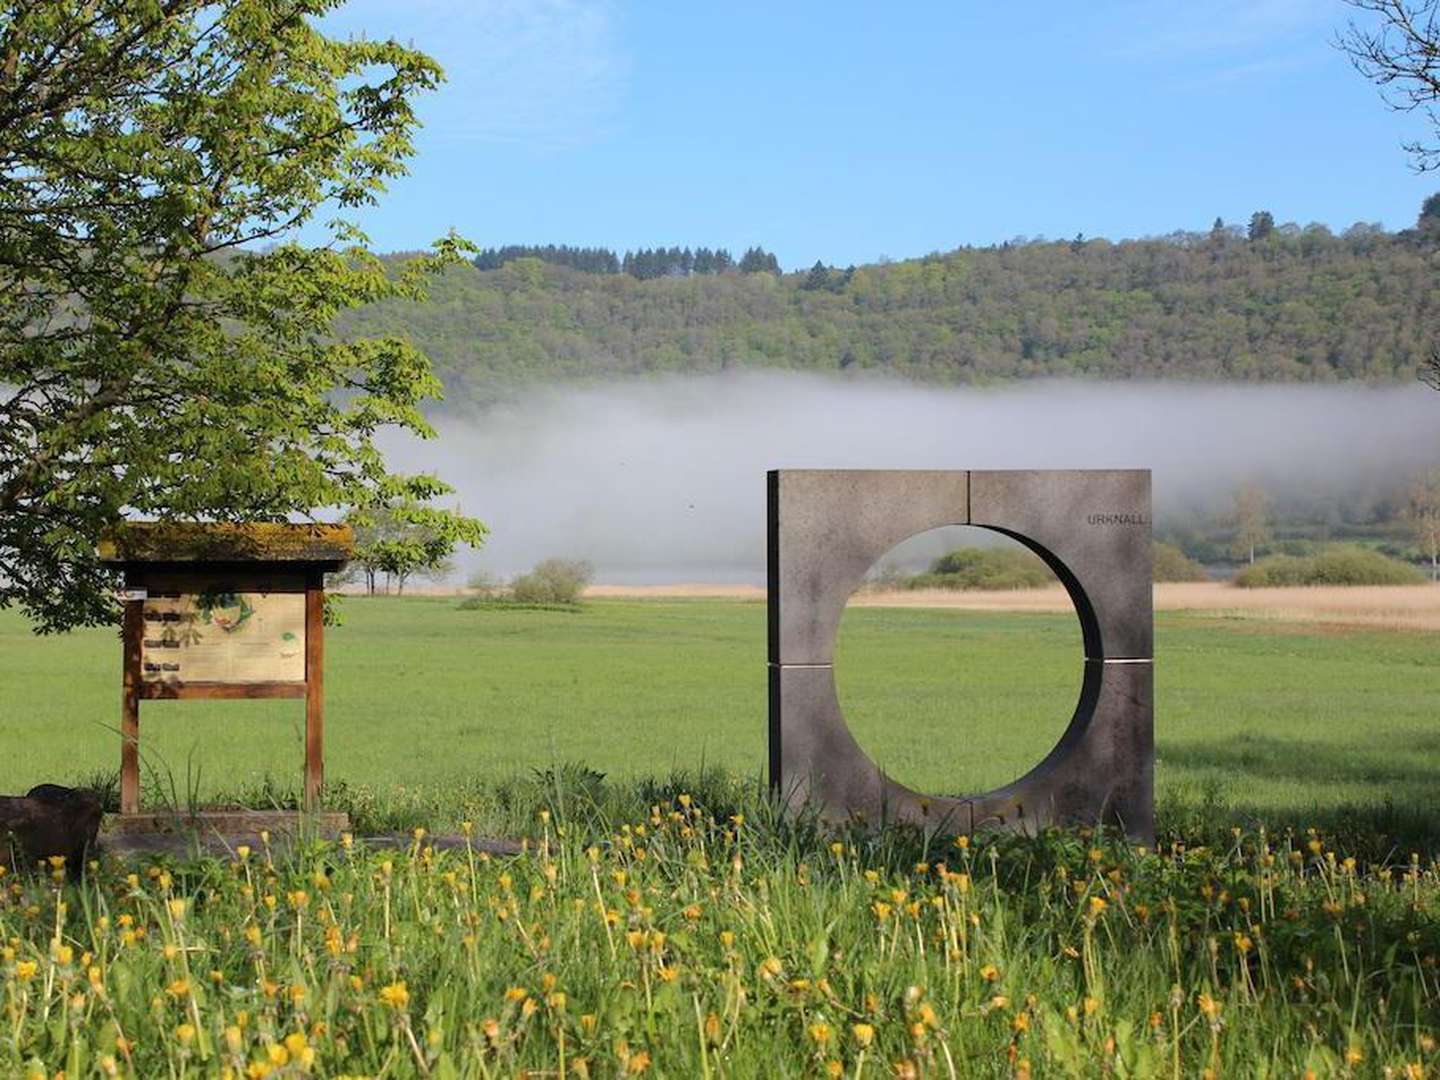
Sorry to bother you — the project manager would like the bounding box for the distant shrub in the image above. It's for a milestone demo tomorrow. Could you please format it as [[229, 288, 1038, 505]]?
[[466, 569, 501, 597], [456, 597, 584, 614], [904, 546, 1056, 591], [510, 558, 594, 604], [1152, 542, 1208, 582], [1234, 546, 1424, 587]]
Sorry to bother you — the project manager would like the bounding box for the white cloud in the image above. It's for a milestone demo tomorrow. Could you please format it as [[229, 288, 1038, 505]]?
[[326, 0, 629, 147]]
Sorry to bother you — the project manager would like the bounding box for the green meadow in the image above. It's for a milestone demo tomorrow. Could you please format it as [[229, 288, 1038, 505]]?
[[0, 597, 1434, 838], [4, 598, 1440, 1076]]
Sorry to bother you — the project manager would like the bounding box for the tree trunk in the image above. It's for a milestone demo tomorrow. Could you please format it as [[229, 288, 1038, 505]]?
[[0, 785, 102, 875]]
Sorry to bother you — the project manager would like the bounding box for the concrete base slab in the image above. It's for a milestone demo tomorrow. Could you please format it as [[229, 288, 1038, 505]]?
[[103, 809, 350, 838]]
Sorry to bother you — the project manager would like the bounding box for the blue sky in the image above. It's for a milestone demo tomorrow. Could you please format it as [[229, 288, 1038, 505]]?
[[314, 0, 1437, 269]]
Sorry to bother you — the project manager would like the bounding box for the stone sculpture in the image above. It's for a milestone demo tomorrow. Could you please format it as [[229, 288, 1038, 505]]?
[[767, 469, 1153, 841]]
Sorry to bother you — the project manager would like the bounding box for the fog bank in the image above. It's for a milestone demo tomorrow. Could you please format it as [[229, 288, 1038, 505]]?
[[378, 375, 1440, 584]]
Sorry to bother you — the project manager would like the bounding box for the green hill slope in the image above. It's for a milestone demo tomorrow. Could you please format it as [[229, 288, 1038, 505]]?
[[338, 226, 1438, 408]]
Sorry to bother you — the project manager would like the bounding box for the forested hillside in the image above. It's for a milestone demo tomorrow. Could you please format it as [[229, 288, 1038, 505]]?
[[339, 216, 1439, 408]]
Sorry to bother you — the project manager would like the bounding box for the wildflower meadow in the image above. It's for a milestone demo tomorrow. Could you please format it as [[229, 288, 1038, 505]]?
[[4, 781, 1440, 1078]]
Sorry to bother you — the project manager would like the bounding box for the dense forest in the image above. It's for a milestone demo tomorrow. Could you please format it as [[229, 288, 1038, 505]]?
[[338, 207, 1440, 409]]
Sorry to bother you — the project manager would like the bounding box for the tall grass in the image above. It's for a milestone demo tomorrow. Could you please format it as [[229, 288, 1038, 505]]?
[[6, 777, 1440, 1076]]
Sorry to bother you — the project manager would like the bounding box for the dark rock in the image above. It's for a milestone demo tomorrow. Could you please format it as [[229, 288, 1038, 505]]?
[[0, 785, 103, 875]]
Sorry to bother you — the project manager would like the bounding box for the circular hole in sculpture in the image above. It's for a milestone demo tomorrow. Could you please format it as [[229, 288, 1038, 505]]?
[[833, 524, 1085, 797]]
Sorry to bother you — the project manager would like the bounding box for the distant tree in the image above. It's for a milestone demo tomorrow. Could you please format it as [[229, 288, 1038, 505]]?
[[349, 501, 483, 595], [1230, 484, 1273, 564], [1401, 467, 1440, 580], [474, 245, 621, 274], [803, 261, 831, 290], [739, 246, 780, 274], [1419, 192, 1440, 236], [1248, 211, 1276, 242], [1338, 0, 1440, 171]]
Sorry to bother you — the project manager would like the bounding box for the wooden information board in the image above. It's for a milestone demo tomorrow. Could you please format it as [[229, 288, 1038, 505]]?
[[140, 581, 307, 686], [100, 525, 351, 814]]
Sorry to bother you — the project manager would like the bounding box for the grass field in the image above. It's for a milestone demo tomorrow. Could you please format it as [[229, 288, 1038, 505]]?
[[4, 596, 1440, 1075], [1, 596, 1435, 841]]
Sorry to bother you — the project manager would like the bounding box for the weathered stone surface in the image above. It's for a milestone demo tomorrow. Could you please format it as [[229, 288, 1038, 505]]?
[[969, 469, 1152, 659], [769, 663, 973, 832], [769, 470, 969, 665], [0, 784, 103, 873], [968, 661, 1153, 839], [767, 468, 1154, 841]]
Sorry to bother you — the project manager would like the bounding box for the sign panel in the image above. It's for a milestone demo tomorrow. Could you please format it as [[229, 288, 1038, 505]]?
[[140, 587, 306, 684]]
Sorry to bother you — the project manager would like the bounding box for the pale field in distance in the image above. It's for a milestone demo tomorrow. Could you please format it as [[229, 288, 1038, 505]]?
[[587, 581, 1440, 632]]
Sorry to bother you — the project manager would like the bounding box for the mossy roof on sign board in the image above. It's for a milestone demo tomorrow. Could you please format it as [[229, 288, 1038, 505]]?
[[98, 523, 353, 565]]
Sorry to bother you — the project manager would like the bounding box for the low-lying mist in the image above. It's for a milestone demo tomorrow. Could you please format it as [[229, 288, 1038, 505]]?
[[377, 374, 1440, 584]]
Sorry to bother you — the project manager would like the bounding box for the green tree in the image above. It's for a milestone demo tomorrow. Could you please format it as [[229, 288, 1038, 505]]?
[[1248, 211, 1275, 242], [1420, 192, 1440, 232], [348, 501, 481, 595], [739, 246, 780, 274], [1401, 467, 1440, 581], [1230, 484, 1273, 564], [0, 0, 483, 632]]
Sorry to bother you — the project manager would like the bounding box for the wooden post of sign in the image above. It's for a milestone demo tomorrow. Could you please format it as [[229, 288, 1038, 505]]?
[[120, 588, 143, 815], [304, 572, 324, 811]]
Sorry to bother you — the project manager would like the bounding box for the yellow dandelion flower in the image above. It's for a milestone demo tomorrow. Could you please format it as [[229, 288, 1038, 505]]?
[[378, 981, 410, 1010], [979, 963, 999, 982]]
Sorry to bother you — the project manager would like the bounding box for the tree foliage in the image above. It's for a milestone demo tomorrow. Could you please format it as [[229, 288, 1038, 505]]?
[[1230, 484, 1273, 565], [1401, 466, 1440, 580], [473, 243, 761, 280], [347, 501, 483, 595], [339, 209, 1439, 407], [0, 0, 482, 632]]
